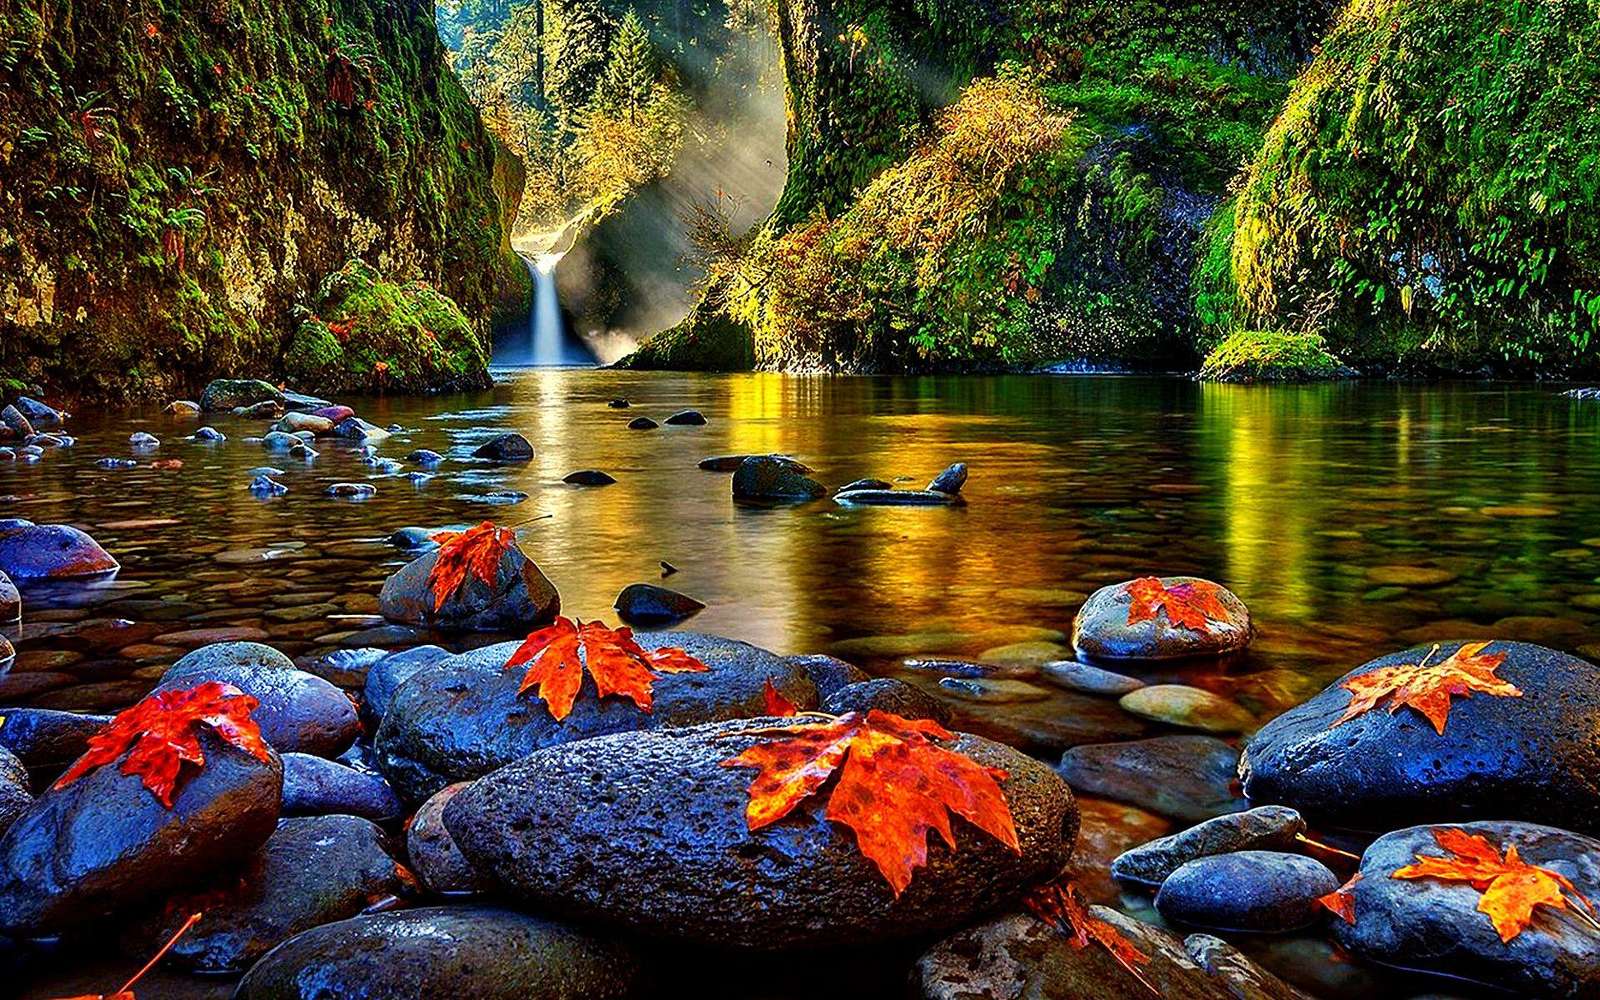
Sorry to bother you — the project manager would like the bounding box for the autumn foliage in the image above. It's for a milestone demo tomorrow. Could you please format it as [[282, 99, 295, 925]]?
[[1392, 827, 1596, 943], [427, 522, 519, 611], [1318, 872, 1362, 924], [721, 710, 1019, 896], [1124, 577, 1231, 633], [54, 682, 273, 807], [762, 679, 798, 716], [504, 616, 709, 721], [1334, 641, 1521, 734], [1026, 878, 1154, 992]]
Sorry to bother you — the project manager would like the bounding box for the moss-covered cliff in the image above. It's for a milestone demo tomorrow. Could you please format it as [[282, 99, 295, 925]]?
[[0, 0, 528, 400]]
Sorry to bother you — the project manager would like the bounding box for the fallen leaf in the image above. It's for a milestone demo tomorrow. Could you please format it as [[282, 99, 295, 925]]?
[[1319, 872, 1362, 924], [1392, 827, 1596, 942], [1334, 641, 1521, 734], [1025, 878, 1155, 993], [763, 679, 798, 716], [1124, 577, 1230, 632], [427, 521, 518, 612], [54, 682, 273, 807], [50, 911, 202, 999], [720, 710, 1019, 895], [504, 617, 709, 721], [149, 459, 183, 470]]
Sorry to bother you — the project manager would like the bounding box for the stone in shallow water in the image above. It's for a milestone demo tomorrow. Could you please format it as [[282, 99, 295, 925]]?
[[1334, 821, 1600, 997], [699, 453, 812, 473], [158, 642, 360, 758], [1058, 735, 1246, 822], [200, 378, 284, 411], [927, 462, 968, 494], [1112, 805, 1306, 889], [732, 455, 825, 502], [1240, 640, 1600, 835], [234, 906, 640, 1000], [407, 782, 488, 895], [1183, 934, 1316, 1000], [407, 448, 444, 466], [324, 482, 376, 500], [378, 543, 559, 634], [0, 524, 119, 581], [613, 582, 705, 625], [937, 677, 1052, 703], [445, 718, 1076, 950], [472, 432, 533, 462], [822, 677, 952, 724], [281, 752, 401, 821], [627, 416, 658, 430], [1119, 684, 1256, 734], [1073, 576, 1252, 662], [1040, 659, 1144, 696], [1364, 565, 1458, 587], [1155, 851, 1337, 933], [123, 814, 404, 974], [835, 488, 963, 507], [664, 408, 706, 425], [563, 469, 615, 486]]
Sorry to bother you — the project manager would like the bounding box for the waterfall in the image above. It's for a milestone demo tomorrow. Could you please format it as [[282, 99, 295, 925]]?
[[497, 249, 597, 367]]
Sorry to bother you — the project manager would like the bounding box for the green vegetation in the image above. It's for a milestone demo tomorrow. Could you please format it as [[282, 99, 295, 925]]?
[[285, 260, 492, 394], [1198, 329, 1349, 382]]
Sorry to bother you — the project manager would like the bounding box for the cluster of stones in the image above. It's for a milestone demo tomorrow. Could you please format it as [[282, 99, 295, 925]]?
[[718, 456, 970, 507], [0, 397, 72, 464]]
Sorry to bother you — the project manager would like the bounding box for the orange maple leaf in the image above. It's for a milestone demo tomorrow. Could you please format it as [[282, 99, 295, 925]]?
[[504, 617, 710, 721], [1124, 577, 1230, 633], [1319, 872, 1362, 925], [1334, 641, 1521, 734], [54, 682, 273, 808], [720, 710, 1020, 896], [1025, 878, 1155, 993], [1392, 827, 1597, 942], [763, 678, 798, 716], [426, 522, 518, 612], [52, 911, 202, 1000]]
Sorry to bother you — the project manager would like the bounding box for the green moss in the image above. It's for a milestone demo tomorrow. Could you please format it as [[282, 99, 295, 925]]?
[[1198, 329, 1349, 382], [616, 301, 756, 372]]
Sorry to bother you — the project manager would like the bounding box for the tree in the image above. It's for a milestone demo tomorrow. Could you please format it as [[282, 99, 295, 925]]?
[[596, 10, 658, 120], [548, 0, 614, 129]]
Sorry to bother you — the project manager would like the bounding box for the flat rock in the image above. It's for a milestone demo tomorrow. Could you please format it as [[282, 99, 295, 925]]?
[[407, 782, 487, 895], [0, 524, 119, 581], [472, 432, 534, 462], [1113, 806, 1306, 889], [379, 544, 559, 634], [375, 632, 819, 804], [233, 906, 640, 1000], [1040, 660, 1144, 696], [445, 718, 1076, 950], [123, 815, 403, 974], [1241, 641, 1600, 834], [158, 642, 360, 757], [1120, 684, 1256, 734], [282, 752, 401, 821], [1072, 577, 1252, 662], [1334, 821, 1600, 997], [1058, 735, 1246, 822], [822, 678, 952, 724], [613, 582, 705, 626], [835, 489, 962, 506], [1155, 851, 1337, 932], [732, 455, 825, 503]]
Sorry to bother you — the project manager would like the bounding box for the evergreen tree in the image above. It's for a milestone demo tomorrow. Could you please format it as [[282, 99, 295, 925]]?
[[596, 10, 658, 120], [548, 0, 613, 129]]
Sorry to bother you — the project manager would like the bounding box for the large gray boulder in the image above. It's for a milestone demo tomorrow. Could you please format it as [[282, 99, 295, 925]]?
[[378, 545, 559, 633]]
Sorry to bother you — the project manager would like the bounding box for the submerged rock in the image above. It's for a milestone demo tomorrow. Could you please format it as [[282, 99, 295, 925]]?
[[233, 907, 640, 1000], [282, 753, 401, 821], [472, 432, 534, 462], [324, 482, 377, 500], [563, 469, 616, 486], [1119, 684, 1256, 733], [732, 455, 826, 503], [407, 448, 444, 467], [124, 815, 403, 974], [1155, 851, 1337, 932], [1040, 659, 1144, 696], [0, 523, 119, 581], [1113, 805, 1306, 889], [664, 409, 706, 426], [1058, 735, 1246, 822], [1241, 641, 1600, 834], [613, 582, 705, 625], [249, 475, 288, 497], [375, 632, 819, 803], [378, 543, 559, 633], [1072, 577, 1252, 662], [835, 489, 963, 507], [158, 642, 360, 758], [445, 718, 1076, 950], [0, 729, 282, 935], [407, 782, 487, 895], [1334, 821, 1600, 997]]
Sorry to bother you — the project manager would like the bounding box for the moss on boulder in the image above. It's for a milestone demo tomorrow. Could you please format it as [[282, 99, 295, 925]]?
[[614, 298, 755, 372], [285, 261, 491, 395], [1198, 329, 1350, 382]]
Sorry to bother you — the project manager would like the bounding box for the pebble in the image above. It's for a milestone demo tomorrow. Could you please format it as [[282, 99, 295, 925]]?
[[1155, 851, 1339, 932], [325, 483, 377, 500], [1119, 684, 1256, 734], [128, 432, 159, 448], [1040, 659, 1144, 696]]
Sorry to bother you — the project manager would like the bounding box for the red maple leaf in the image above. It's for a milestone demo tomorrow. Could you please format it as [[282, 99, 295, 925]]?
[[1124, 577, 1231, 632], [1319, 872, 1362, 924], [426, 522, 518, 612], [720, 710, 1019, 896], [1026, 878, 1155, 993], [52, 911, 202, 999], [54, 681, 272, 807], [504, 617, 710, 721], [763, 679, 798, 716], [1333, 641, 1522, 735]]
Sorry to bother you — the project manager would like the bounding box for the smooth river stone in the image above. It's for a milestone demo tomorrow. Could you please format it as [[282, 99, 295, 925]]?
[[158, 642, 360, 758], [445, 718, 1076, 950], [732, 455, 825, 502], [821, 678, 952, 724], [1040, 659, 1144, 696], [1072, 577, 1252, 662], [1241, 641, 1600, 835], [1334, 821, 1600, 997], [1112, 805, 1306, 889], [379, 543, 559, 634], [1058, 735, 1246, 822], [1155, 851, 1338, 933], [407, 782, 488, 895], [612, 582, 705, 626], [1119, 684, 1256, 734], [0, 524, 119, 581]]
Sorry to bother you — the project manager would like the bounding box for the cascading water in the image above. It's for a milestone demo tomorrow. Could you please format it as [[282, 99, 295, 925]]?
[[496, 249, 598, 366]]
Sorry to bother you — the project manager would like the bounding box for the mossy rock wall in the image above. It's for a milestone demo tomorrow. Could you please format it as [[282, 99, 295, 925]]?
[[0, 0, 528, 400]]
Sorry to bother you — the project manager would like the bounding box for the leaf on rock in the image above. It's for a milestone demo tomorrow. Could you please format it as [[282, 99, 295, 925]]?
[[426, 521, 518, 612], [720, 710, 1019, 896], [1392, 827, 1596, 942], [1025, 878, 1156, 994], [1124, 577, 1230, 633], [1333, 641, 1522, 735], [50, 911, 203, 1000], [54, 682, 273, 808], [504, 616, 709, 721], [1319, 872, 1362, 925], [763, 679, 798, 716]]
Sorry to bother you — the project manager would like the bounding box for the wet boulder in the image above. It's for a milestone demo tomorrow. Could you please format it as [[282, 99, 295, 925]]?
[[472, 432, 534, 462], [664, 409, 706, 426], [13, 397, 63, 428], [927, 463, 968, 494], [0, 708, 113, 771], [158, 642, 360, 758], [1334, 821, 1600, 997], [0, 406, 34, 439], [312, 404, 354, 423], [378, 544, 559, 633], [445, 718, 1076, 950], [1058, 735, 1246, 822], [0, 729, 282, 935], [375, 632, 820, 804], [0, 523, 119, 581], [123, 814, 404, 974], [234, 906, 641, 1000], [332, 417, 390, 444], [788, 653, 870, 699], [732, 455, 826, 503], [1155, 851, 1337, 932], [1240, 641, 1600, 834], [1113, 806, 1306, 889], [282, 753, 401, 821], [613, 582, 705, 626], [362, 645, 450, 728], [563, 469, 615, 486], [822, 678, 952, 724], [0, 569, 18, 622], [200, 379, 285, 412], [0, 748, 29, 839], [407, 782, 488, 895], [1072, 577, 1252, 662], [699, 454, 812, 473], [276, 412, 333, 436]]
